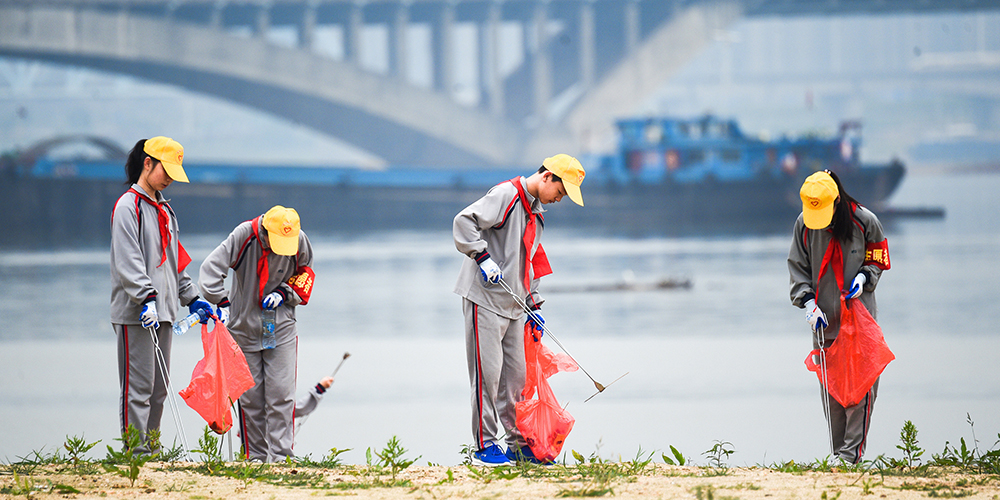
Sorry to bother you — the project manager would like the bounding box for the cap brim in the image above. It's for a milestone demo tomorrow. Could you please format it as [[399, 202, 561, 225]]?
[[802, 204, 834, 230], [162, 161, 189, 183], [565, 181, 584, 206], [268, 234, 299, 256]]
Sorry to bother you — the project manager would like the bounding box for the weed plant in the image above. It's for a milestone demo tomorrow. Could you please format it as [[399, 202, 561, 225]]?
[[702, 440, 736, 475], [341, 436, 422, 488], [62, 434, 100, 466], [373, 435, 419, 483], [101, 424, 158, 487], [929, 414, 1000, 475], [157, 439, 186, 463], [662, 444, 687, 466], [294, 447, 351, 468], [870, 414, 1000, 476], [0, 471, 36, 496], [190, 426, 225, 474], [558, 449, 644, 496]]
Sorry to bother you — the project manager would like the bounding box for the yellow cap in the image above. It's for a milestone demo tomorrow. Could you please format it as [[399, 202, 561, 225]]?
[[800, 171, 839, 229], [262, 205, 301, 256], [143, 136, 188, 183], [543, 154, 586, 206]]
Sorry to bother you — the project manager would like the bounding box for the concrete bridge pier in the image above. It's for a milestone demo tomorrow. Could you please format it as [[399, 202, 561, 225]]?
[[480, 0, 503, 117], [299, 1, 317, 50], [579, 0, 595, 93], [433, 1, 455, 94], [390, 2, 408, 81], [254, 2, 270, 39], [345, 1, 363, 67], [530, 0, 550, 126]]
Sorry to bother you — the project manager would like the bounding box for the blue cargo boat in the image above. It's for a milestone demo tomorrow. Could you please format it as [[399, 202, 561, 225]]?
[[0, 115, 906, 248], [542, 115, 905, 234]]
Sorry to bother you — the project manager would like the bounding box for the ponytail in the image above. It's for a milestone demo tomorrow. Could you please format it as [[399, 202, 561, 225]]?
[[826, 170, 860, 243], [124, 139, 149, 186]]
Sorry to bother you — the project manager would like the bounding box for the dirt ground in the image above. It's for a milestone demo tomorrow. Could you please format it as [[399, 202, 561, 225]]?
[[4, 462, 1000, 500]]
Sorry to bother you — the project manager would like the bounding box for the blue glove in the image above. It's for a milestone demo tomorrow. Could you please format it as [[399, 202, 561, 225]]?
[[140, 301, 159, 329], [527, 309, 545, 341], [188, 299, 213, 324], [804, 299, 828, 331], [846, 273, 866, 299], [262, 291, 284, 310], [478, 257, 502, 285]]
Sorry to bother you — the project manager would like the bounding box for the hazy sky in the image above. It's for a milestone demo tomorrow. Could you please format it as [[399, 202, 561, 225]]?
[[1, 9, 997, 169]]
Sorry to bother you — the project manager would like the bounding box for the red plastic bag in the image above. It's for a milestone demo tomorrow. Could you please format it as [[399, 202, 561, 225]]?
[[179, 319, 255, 433], [805, 297, 894, 407], [515, 324, 578, 462]]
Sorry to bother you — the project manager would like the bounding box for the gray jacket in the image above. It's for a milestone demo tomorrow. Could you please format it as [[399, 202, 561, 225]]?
[[788, 204, 887, 340], [199, 217, 313, 352], [454, 177, 545, 319], [109, 184, 198, 325]]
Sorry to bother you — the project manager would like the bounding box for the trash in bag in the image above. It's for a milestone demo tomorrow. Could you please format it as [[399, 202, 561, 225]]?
[[805, 297, 894, 408], [515, 323, 578, 462], [180, 319, 255, 434]]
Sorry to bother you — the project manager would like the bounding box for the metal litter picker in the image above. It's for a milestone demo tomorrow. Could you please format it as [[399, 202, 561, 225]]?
[[816, 324, 835, 455], [295, 352, 351, 434], [497, 278, 626, 401]]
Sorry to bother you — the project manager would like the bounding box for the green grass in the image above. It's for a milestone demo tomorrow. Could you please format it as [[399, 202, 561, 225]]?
[[3, 415, 999, 497]]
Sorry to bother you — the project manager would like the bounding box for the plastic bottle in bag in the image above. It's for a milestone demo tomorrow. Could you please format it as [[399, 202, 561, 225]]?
[[261, 308, 277, 349]]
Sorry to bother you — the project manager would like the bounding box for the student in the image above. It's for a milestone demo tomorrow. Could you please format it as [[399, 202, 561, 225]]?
[[110, 136, 212, 452], [234, 376, 334, 446], [453, 154, 586, 466], [295, 376, 335, 422], [199, 205, 315, 462], [787, 169, 891, 464]]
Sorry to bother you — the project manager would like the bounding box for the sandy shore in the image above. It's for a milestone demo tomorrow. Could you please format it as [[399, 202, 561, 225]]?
[[3, 462, 998, 499]]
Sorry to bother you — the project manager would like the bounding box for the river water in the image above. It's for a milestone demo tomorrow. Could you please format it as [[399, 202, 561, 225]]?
[[1, 171, 998, 466]]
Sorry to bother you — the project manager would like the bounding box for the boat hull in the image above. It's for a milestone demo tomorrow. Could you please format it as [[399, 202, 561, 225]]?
[[0, 162, 904, 249]]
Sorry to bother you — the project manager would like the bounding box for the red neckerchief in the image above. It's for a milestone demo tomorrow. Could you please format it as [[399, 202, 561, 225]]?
[[817, 235, 845, 293], [507, 178, 553, 291], [128, 187, 190, 271], [251, 216, 270, 304]]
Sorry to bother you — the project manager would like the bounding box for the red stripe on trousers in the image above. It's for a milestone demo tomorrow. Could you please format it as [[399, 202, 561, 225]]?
[[853, 389, 875, 463], [473, 304, 485, 449]]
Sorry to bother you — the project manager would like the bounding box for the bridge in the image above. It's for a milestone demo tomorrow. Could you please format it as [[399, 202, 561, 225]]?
[[2, 0, 999, 167]]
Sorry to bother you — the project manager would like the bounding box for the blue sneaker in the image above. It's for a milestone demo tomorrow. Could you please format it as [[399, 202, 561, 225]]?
[[472, 443, 512, 467], [505, 445, 551, 465]]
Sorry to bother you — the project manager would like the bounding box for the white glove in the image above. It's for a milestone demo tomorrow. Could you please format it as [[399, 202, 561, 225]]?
[[261, 291, 284, 310], [804, 299, 828, 331], [478, 257, 503, 285], [846, 273, 866, 299], [216, 305, 230, 325], [140, 301, 159, 329]]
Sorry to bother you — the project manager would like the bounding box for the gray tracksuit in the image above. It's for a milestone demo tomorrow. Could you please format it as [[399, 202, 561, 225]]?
[[295, 382, 328, 420], [454, 177, 545, 451], [110, 184, 199, 449], [199, 217, 313, 462], [788, 203, 888, 463]]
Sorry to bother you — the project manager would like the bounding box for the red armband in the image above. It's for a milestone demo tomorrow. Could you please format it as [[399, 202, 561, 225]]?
[[286, 266, 315, 305], [864, 239, 891, 270]]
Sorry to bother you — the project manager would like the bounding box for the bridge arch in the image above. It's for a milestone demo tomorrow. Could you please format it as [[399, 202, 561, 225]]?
[[0, 4, 525, 166]]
